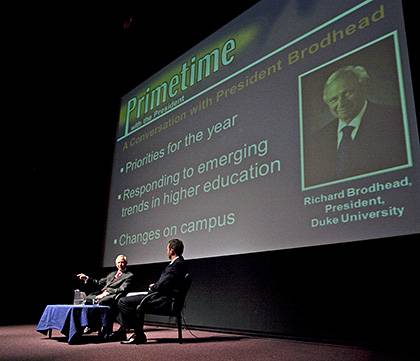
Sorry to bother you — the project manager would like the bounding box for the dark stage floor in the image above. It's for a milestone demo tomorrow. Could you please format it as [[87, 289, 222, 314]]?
[[0, 324, 415, 361]]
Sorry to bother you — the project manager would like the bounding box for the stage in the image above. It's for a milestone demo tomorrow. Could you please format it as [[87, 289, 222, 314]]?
[[0, 324, 414, 361]]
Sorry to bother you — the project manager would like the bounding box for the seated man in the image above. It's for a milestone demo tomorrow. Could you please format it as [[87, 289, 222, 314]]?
[[111, 239, 188, 344], [77, 254, 134, 334]]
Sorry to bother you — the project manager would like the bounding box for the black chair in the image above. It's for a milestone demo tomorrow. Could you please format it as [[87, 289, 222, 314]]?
[[136, 273, 192, 343]]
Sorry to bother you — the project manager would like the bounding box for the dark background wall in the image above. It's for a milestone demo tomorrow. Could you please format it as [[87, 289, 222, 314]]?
[[6, 0, 418, 351]]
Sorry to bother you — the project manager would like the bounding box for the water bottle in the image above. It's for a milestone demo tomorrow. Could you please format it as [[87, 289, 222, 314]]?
[[73, 289, 83, 305]]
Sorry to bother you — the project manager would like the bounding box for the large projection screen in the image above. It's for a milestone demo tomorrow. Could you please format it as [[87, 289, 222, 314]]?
[[103, 0, 419, 266]]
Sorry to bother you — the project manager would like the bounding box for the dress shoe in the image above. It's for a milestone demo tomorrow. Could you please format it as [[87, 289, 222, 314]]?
[[106, 327, 127, 342], [121, 333, 147, 344]]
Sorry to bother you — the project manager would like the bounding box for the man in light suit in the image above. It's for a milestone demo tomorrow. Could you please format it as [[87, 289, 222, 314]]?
[[304, 65, 407, 187], [77, 254, 134, 333], [110, 239, 188, 344]]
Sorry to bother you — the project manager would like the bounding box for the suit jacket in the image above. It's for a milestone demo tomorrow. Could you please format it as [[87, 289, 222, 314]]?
[[304, 102, 407, 187], [89, 269, 134, 298], [142, 256, 188, 313]]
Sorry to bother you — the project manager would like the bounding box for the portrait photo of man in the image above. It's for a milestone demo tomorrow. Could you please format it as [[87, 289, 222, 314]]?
[[301, 36, 410, 188]]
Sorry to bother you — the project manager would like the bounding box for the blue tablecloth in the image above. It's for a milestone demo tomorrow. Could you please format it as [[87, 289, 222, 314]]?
[[36, 304, 111, 344]]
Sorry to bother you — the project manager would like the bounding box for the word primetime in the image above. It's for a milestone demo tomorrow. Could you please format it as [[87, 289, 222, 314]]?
[[123, 39, 236, 127]]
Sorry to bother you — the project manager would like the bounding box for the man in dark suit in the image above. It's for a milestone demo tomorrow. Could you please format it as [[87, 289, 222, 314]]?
[[77, 254, 134, 333], [111, 239, 188, 344], [304, 65, 407, 187], [77, 254, 134, 304]]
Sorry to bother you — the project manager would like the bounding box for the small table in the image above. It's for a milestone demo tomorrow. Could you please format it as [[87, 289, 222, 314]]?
[[36, 304, 111, 344]]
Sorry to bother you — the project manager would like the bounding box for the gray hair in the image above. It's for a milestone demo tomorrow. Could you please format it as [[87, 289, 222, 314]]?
[[116, 254, 127, 262], [323, 65, 370, 99]]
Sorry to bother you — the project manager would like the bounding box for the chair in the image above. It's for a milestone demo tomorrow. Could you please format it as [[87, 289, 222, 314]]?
[[136, 273, 192, 343]]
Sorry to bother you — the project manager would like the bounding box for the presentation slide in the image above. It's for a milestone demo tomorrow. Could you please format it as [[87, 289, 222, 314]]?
[[103, 0, 420, 266]]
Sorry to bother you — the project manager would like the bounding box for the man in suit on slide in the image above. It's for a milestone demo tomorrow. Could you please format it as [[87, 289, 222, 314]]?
[[110, 239, 188, 344], [304, 65, 407, 187]]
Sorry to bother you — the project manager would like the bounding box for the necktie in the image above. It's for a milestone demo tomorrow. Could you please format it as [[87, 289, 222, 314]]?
[[336, 125, 354, 178], [114, 270, 122, 279]]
